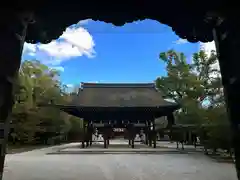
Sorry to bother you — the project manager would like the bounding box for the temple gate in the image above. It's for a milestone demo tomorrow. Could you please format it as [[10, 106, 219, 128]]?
[[48, 82, 180, 148]]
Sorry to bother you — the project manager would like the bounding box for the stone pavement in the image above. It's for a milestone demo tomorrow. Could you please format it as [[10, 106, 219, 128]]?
[[50, 141, 179, 154], [156, 141, 204, 151], [3, 140, 238, 180], [49, 140, 201, 155]]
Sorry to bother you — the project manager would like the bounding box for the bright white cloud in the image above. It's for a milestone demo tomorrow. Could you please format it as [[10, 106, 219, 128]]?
[[23, 43, 37, 56], [200, 41, 216, 58], [174, 38, 188, 45], [60, 27, 95, 58], [66, 84, 74, 88], [200, 41, 221, 78], [50, 66, 65, 72], [78, 19, 91, 25], [86, 81, 100, 83], [23, 21, 95, 65]]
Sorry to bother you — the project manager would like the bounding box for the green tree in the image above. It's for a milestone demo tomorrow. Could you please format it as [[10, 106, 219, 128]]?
[[156, 49, 230, 152], [10, 60, 82, 146], [156, 50, 206, 125]]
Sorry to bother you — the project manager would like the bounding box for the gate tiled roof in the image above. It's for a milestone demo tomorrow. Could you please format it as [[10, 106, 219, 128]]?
[[72, 82, 178, 107]]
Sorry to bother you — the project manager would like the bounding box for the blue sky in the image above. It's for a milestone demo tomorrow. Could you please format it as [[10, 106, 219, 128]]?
[[22, 19, 207, 89]]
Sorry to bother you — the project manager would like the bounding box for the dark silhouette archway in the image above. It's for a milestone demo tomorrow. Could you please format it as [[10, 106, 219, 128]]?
[[0, 5, 239, 179]]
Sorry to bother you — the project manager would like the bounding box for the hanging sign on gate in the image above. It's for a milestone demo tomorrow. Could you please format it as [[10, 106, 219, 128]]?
[[113, 128, 124, 132]]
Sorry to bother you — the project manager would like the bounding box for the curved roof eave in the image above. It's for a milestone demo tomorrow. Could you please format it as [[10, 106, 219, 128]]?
[[22, 2, 230, 43]]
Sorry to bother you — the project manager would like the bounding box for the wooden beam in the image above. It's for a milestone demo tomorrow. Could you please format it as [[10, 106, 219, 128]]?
[[0, 11, 32, 180], [134, 123, 145, 127], [213, 18, 240, 179], [93, 123, 104, 128]]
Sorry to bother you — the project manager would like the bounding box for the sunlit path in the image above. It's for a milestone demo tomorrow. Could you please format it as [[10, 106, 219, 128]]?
[[3, 140, 237, 180]]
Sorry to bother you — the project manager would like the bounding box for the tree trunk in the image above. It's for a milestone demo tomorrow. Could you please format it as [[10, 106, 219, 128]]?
[[0, 12, 32, 179]]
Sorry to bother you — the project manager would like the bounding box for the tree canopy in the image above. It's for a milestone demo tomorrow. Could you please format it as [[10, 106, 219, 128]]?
[[10, 60, 83, 145], [156, 49, 230, 152]]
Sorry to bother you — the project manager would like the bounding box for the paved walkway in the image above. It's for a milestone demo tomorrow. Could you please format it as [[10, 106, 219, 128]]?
[[52, 140, 179, 154], [52, 140, 202, 154], [3, 141, 238, 180]]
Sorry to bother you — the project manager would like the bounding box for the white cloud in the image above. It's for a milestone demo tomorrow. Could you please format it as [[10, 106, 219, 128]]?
[[23, 43, 37, 56], [200, 41, 221, 78], [50, 66, 65, 72], [86, 81, 100, 83], [60, 27, 95, 58], [78, 19, 91, 25], [200, 41, 216, 58], [22, 20, 95, 65], [66, 84, 74, 88], [174, 38, 188, 45]]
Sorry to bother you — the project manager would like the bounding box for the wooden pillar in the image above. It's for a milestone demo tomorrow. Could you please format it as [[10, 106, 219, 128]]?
[[104, 138, 107, 148], [131, 138, 135, 148], [82, 122, 87, 148], [167, 113, 175, 128], [126, 124, 131, 146], [127, 125, 132, 147], [131, 125, 135, 149], [153, 121, 156, 148], [148, 121, 152, 147], [86, 122, 89, 147], [0, 12, 33, 180], [167, 114, 174, 143], [89, 121, 93, 146], [90, 135, 93, 146], [103, 132, 107, 148], [140, 129, 144, 143], [81, 122, 85, 148], [145, 121, 148, 145], [103, 125, 108, 148], [107, 125, 111, 146], [213, 17, 240, 179], [81, 140, 85, 148], [127, 123, 135, 148], [188, 131, 192, 145]]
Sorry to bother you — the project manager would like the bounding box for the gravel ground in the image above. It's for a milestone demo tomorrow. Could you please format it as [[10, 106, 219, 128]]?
[[2, 141, 238, 180]]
